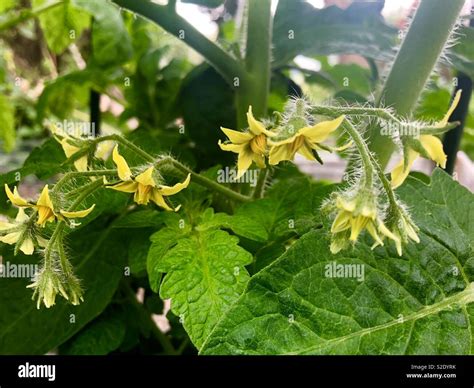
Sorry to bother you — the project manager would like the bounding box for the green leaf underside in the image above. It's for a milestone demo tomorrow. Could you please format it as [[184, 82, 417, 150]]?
[[0, 223, 126, 354], [201, 170, 474, 354]]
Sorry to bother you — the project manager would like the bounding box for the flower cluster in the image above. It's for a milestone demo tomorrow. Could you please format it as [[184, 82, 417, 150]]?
[[219, 100, 349, 178], [1, 135, 193, 309]]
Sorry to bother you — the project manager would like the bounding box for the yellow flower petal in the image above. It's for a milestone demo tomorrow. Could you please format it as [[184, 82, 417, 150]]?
[[134, 184, 153, 205], [299, 115, 345, 143], [0, 221, 15, 230], [331, 211, 351, 233], [253, 153, 266, 169], [5, 185, 29, 207], [220, 127, 253, 144], [135, 167, 156, 187], [419, 135, 446, 168], [269, 133, 299, 147], [36, 185, 54, 209], [95, 141, 115, 160], [113, 145, 132, 181], [297, 142, 317, 161], [390, 149, 419, 189], [377, 221, 399, 242], [74, 156, 88, 172], [439, 89, 461, 127], [268, 144, 293, 165], [218, 140, 246, 153], [61, 139, 80, 158], [336, 197, 356, 212], [349, 215, 368, 241], [158, 174, 191, 196], [61, 204, 96, 219], [151, 191, 174, 211], [37, 206, 56, 227], [15, 208, 29, 223], [19, 238, 34, 255], [0, 231, 21, 245], [246, 106, 275, 137], [109, 181, 138, 193], [236, 148, 254, 179], [366, 221, 383, 246]]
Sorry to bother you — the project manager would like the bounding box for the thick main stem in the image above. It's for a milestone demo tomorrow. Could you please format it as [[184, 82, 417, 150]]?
[[236, 0, 273, 127], [370, 0, 464, 168]]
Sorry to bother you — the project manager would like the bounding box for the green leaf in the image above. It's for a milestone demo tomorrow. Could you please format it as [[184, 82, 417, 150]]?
[[33, 0, 89, 54], [60, 309, 126, 355], [37, 72, 90, 121], [227, 176, 335, 242], [74, 0, 133, 67], [113, 210, 164, 229], [0, 94, 15, 152], [178, 64, 236, 169], [157, 229, 253, 349], [21, 138, 67, 179], [272, 1, 395, 67], [147, 213, 192, 292], [201, 170, 474, 355], [0, 221, 126, 354]]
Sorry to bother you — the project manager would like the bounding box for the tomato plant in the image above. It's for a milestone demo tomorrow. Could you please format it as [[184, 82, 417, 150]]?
[[0, 0, 473, 356]]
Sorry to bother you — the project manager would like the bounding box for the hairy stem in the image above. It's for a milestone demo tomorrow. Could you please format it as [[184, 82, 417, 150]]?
[[252, 168, 269, 199], [370, 0, 464, 167], [342, 119, 373, 188], [159, 157, 252, 203]]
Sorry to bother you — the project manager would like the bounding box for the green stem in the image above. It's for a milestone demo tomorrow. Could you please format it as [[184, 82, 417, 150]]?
[[111, 0, 247, 86], [252, 168, 269, 199], [0, 0, 63, 32], [160, 158, 252, 203], [67, 136, 251, 202], [66, 179, 104, 211], [236, 0, 273, 128], [370, 0, 464, 167], [342, 119, 373, 188], [53, 169, 117, 194]]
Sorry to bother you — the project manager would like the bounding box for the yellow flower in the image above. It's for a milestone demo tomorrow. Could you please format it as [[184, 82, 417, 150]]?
[[372, 210, 420, 256], [50, 124, 89, 172], [330, 195, 397, 253], [109, 146, 191, 211], [218, 106, 276, 179], [391, 90, 461, 189], [5, 184, 95, 227], [28, 266, 83, 309], [268, 115, 345, 165], [0, 208, 36, 255]]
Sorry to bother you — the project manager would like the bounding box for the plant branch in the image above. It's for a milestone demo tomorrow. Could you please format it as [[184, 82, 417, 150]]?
[[369, 0, 465, 167], [158, 157, 252, 203]]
